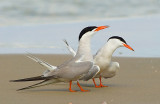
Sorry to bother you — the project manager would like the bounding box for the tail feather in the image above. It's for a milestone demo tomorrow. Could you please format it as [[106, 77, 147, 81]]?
[[25, 52, 57, 70], [17, 80, 47, 91], [10, 76, 45, 82], [63, 39, 76, 56], [17, 79, 59, 91]]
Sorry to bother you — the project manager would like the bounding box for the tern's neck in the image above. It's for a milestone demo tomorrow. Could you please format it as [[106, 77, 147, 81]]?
[[76, 35, 93, 61], [98, 41, 120, 60]]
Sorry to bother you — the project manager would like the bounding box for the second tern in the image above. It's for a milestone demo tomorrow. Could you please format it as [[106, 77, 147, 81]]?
[[64, 36, 134, 87]]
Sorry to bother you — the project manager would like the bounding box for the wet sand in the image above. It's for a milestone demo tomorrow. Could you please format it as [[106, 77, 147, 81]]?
[[0, 54, 160, 104]]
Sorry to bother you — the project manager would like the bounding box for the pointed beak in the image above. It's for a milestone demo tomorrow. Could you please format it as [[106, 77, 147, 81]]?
[[95, 25, 109, 31], [123, 43, 134, 51]]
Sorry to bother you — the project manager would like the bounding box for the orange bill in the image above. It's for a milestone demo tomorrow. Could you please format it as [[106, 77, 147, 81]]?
[[123, 43, 134, 51], [95, 25, 109, 31]]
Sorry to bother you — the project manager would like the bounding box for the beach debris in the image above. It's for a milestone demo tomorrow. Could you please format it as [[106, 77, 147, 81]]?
[[151, 66, 154, 69], [102, 101, 107, 104], [154, 70, 158, 73]]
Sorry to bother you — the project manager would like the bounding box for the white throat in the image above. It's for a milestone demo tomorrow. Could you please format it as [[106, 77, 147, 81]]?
[[96, 40, 121, 61], [76, 32, 95, 61]]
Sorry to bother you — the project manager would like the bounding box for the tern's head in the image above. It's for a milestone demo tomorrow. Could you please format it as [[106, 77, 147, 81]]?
[[79, 26, 109, 41], [108, 36, 134, 51]]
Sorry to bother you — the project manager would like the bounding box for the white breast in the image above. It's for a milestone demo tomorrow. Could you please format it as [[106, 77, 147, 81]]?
[[101, 62, 119, 78]]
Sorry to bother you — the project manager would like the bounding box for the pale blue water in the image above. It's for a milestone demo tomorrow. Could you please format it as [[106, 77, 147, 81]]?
[[0, 16, 160, 57], [0, 0, 160, 57]]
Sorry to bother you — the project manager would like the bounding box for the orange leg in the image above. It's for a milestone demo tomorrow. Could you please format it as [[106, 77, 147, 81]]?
[[92, 78, 101, 88], [69, 81, 77, 92], [77, 81, 89, 92], [99, 76, 108, 87]]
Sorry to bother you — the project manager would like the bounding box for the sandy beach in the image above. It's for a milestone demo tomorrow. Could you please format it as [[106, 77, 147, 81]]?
[[0, 0, 160, 104], [0, 54, 159, 104]]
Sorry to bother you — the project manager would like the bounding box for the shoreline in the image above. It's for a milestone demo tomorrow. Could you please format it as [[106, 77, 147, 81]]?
[[1, 53, 160, 58], [0, 15, 160, 57]]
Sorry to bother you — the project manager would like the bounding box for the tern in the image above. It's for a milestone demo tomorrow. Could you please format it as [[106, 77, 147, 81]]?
[[26, 25, 108, 81], [73, 26, 109, 81], [10, 26, 108, 92], [63, 36, 134, 87]]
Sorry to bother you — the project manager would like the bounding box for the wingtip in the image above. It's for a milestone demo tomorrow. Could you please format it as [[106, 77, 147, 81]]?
[[10, 80, 17, 82], [16, 89, 22, 91], [16, 88, 27, 91], [9, 80, 21, 82], [63, 39, 69, 46]]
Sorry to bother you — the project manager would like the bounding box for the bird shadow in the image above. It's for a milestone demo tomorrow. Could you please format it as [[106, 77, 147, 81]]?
[[74, 83, 95, 87], [73, 82, 130, 88], [16, 83, 129, 92], [20, 88, 69, 92], [72, 82, 112, 87]]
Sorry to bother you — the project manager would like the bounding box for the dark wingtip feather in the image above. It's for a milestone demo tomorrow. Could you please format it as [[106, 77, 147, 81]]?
[[16, 86, 32, 91], [16, 86, 33, 91], [9, 76, 44, 82], [63, 39, 69, 46], [10, 79, 27, 82], [16, 80, 49, 91], [17, 88, 27, 91], [10, 80, 16, 82]]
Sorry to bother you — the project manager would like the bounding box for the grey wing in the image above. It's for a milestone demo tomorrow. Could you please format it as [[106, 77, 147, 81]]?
[[47, 61, 94, 80], [81, 65, 100, 81]]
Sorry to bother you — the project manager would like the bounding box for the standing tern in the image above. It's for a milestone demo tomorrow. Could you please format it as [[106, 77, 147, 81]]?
[[10, 26, 108, 92], [11, 54, 93, 92], [27, 25, 108, 81], [64, 36, 134, 87], [73, 26, 109, 81], [93, 36, 134, 87]]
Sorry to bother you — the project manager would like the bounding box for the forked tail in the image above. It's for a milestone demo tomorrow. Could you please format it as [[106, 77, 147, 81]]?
[[17, 79, 58, 91], [10, 76, 46, 82]]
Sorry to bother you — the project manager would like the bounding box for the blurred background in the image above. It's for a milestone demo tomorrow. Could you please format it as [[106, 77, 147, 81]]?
[[0, 0, 160, 57], [0, 0, 160, 26]]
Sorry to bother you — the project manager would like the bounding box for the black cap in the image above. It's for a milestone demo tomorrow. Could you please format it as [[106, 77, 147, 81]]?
[[108, 36, 127, 44], [79, 26, 97, 41]]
